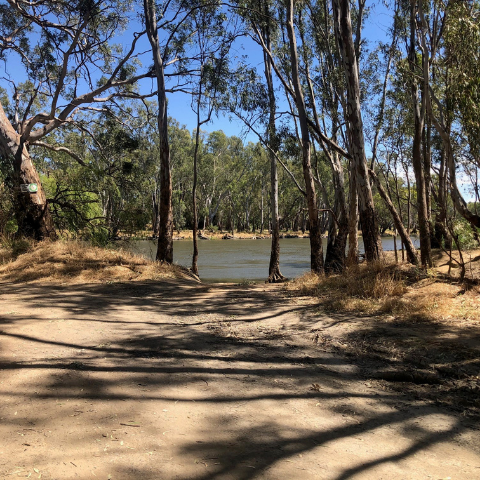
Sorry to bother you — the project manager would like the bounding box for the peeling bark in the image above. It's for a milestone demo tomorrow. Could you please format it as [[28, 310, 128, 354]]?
[[144, 0, 174, 263], [333, 0, 382, 262], [0, 103, 56, 240], [286, 0, 323, 274]]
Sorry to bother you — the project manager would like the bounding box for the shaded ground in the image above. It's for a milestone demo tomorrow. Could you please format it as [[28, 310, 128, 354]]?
[[1, 279, 480, 479], [303, 300, 480, 416], [286, 249, 480, 418]]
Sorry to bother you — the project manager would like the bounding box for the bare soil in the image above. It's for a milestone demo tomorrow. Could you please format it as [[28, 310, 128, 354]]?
[[1, 274, 480, 480]]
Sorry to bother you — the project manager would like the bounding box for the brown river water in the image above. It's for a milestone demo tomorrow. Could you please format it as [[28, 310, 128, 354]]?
[[130, 237, 418, 283]]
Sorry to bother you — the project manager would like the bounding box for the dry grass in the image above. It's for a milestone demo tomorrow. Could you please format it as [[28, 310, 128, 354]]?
[[288, 258, 480, 324], [290, 260, 408, 315], [289, 255, 480, 416], [0, 240, 187, 284]]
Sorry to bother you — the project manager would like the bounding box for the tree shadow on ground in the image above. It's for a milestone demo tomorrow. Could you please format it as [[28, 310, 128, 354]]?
[[0, 280, 478, 479], [0, 280, 301, 324], [175, 409, 462, 480], [300, 304, 480, 417]]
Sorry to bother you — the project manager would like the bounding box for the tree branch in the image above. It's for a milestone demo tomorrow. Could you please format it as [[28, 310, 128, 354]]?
[[30, 141, 88, 166]]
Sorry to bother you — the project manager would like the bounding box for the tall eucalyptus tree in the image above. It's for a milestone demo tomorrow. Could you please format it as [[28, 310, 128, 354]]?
[[332, 0, 382, 261], [188, 3, 234, 276], [222, 0, 289, 279], [405, 0, 432, 267], [143, 0, 174, 263], [416, 0, 480, 233], [285, 0, 324, 273], [0, 0, 149, 240], [300, 0, 349, 272], [257, 0, 286, 281], [263, 8, 286, 282]]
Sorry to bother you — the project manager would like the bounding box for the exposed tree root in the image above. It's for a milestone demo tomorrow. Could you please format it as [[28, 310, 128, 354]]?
[[268, 270, 287, 283]]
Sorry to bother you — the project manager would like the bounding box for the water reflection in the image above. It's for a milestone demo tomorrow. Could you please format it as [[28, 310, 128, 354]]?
[[130, 237, 419, 283]]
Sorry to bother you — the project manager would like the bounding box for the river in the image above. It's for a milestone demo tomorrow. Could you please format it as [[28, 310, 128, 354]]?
[[130, 236, 419, 283]]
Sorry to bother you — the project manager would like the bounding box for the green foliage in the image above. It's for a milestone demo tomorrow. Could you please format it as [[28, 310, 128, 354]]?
[[452, 218, 479, 251], [0, 174, 15, 237], [82, 227, 111, 247], [444, 1, 480, 156], [2, 0, 479, 255]]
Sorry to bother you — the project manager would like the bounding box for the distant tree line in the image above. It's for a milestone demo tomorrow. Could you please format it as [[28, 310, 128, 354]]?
[[0, 0, 479, 279]]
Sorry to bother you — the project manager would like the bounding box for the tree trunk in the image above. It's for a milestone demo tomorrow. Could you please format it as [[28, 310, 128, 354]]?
[[268, 140, 285, 282], [260, 185, 264, 234], [286, 0, 323, 274], [298, 14, 347, 273], [369, 169, 418, 265], [392, 156, 406, 260], [144, 0, 173, 263], [152, 191, 160, 236], [411, 89, 432, 268], [347, 160, 359, 265], [326, 212, 348, 273], [262, 11, 285, 282], [393, 230, 398, 263], [191, 112, 200, 277], [434, 146, 452, 248], [415, 1, 480, 237], [325, 154, 349, 273], [424, 120, 432, 222], [333, 0, 382, 262], [0, 104, 56, 240], [409, 1, 432, 267]]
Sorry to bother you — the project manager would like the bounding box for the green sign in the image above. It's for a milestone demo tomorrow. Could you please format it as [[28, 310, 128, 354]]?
[[27, 183, 38, 193]]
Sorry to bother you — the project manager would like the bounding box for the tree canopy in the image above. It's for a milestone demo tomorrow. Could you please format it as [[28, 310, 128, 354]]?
[[1, 0, 479, 276]]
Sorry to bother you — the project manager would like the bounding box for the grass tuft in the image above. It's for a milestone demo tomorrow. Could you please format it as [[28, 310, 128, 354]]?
[[0, 239, 185, 284], [288, 258, 480, 323]]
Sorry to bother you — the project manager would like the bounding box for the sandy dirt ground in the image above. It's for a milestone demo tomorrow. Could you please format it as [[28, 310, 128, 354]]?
[[1, 279, 479, 480]]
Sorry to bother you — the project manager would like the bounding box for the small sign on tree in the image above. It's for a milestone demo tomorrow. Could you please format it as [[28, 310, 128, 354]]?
[[20, 183, 38, 193]]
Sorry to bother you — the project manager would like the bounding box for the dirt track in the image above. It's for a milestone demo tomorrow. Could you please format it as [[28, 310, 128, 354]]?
[[1, 279, 479, 479]]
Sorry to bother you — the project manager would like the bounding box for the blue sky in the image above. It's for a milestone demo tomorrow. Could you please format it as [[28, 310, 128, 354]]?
[[161, 2, 394, 141], [1, 1, 392, 142]]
